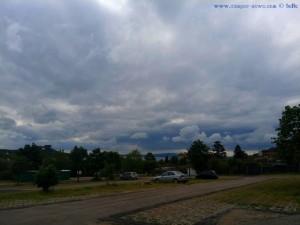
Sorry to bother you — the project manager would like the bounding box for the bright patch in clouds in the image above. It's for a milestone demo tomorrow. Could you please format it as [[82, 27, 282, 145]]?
[[96, 0, 129, 13], [130, 132, 148, 139]]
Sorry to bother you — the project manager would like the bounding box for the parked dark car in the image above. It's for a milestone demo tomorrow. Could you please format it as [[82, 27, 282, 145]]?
[[153, 171, 189, 183], [120, 172, 139, 180], [196, 170, 218, 179]]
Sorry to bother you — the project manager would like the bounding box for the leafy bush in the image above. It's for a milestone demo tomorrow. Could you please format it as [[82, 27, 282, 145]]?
[[35, 164, 59, 192]]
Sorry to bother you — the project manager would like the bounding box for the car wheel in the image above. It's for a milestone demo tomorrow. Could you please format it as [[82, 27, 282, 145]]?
[[154, 178, 159, 182], [173, 179, 178, 184]]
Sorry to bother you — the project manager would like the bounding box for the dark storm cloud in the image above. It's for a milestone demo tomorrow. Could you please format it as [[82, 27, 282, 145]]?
[[0, 116, 16, 130], [0, 0, 299, 153]]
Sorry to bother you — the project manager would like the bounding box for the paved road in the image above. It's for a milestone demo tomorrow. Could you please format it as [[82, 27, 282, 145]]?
[[0, 176, 273, 225]]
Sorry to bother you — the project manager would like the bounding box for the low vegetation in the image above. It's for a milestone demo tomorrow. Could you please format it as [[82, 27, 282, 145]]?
[[0, 178, 215, 209], [213, 177, 300, 212]]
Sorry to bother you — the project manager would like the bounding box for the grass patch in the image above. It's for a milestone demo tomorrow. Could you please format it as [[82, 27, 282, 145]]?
[[212, 177, 300, 212], [0, 183, 146, 201], [0, 177, 235, 209], [0, 177, 231, 199], [0, 180, 197, 207]]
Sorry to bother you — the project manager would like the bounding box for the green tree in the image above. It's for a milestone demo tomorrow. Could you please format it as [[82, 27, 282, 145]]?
[[178, 156, 187, 166], [88, 148, 104, 179], [209, 157, 229, 174], [18, 143, 42, 170], [143, 152, 158, 175], [144, 152, 156, 161], [170, 155, 179, 165], [228, 158, 244, 174], [233, 145, 247, 159], [43, 150, 71, 171], [273, 104, 300, 170], [212, 141, 227, 158], [100, 164, 115, 181], [11, 156, 32, 177], [54, 150, 71, 170], [35, 164, 59, 192], [0, 152, 13, 179], [69, 146, 88, 181], [102, 151, 121, 171], [187, 139, 211, 171], [121, 149, 143, 173], [164, 156, 169, 163]]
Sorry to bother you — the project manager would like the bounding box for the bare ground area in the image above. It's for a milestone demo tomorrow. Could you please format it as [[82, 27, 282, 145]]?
[[110, 194, 294, 225]]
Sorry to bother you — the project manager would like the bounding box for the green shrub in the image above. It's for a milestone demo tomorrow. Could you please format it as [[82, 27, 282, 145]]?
[[35, 164, 59, 192]]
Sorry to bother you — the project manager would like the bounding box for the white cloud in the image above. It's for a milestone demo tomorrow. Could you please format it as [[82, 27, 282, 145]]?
[[5, 22, 28, 53], [130, 132, 148, 139], [95, 0, 129, 14], [172, 125, 200, 142], [209, 133, 222, 143]]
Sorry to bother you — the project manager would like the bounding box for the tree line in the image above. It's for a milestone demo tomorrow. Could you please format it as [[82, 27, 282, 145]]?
[[0, 140, 253, 181], [0, 104, 299, 183], [0, 145, 161, 180]]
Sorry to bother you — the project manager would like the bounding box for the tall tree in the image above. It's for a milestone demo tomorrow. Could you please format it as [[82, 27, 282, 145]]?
[[53, 150, 71, 170], [143, 152, 158, 174], [43, 150, 70, 170], [212, 141, 227, 158], [102, 151, 121, 171], [18, 143, 42, 170], [87, 149, 121, 178], [170, 155, 179, 165], [187, 139, 211, 171], [88, 148, 104, 177], [121, 149, 143, 173], [273, 105, 300, 169], [233, 145, 247, 159], [11, 156, 32, 177], [144, 152, 156, 161], [69, 146, 88, 181]]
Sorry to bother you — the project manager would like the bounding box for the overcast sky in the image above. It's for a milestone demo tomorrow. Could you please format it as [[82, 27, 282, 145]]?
[[0, 0, 299, 154]]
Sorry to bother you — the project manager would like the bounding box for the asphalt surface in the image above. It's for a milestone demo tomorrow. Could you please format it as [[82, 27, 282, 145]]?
[[0, 176, 279, 225]]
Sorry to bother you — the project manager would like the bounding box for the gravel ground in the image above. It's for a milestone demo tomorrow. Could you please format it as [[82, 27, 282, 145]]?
[[125, 197, 234, 225], [122, 194, 297, 225]]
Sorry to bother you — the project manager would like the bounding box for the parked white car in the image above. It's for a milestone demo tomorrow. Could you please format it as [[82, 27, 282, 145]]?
[[153, 171, 189, 183]]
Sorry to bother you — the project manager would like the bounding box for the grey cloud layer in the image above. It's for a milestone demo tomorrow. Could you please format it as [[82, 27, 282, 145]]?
[[0, 0, 299, 152]]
